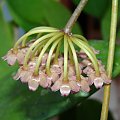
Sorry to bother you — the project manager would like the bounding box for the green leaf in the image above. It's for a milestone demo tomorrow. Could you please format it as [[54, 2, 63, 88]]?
[[1, 40, 120, 120], [0, 73, 91, 120], [0, 6, 13, 56], [75, 99, 114, 120], [0, 5, 15, 78], [60, 99, 114, 120], [101, 1, 120, 41], [89, 40, 120, 78], [101, 5, 111, 41], [6, 0, 82, 34], [72, 0, 108, 18]]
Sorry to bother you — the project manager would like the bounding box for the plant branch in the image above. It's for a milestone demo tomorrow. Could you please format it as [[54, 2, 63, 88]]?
[[100, 0, 118, 120], [64, 0, 88, 33]]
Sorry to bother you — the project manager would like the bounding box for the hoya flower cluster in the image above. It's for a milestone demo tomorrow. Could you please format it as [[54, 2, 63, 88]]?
[[2, 26, 111, 96]]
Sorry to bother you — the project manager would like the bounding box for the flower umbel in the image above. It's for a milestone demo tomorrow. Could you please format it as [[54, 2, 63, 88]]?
[[2, 26, 111, 96]]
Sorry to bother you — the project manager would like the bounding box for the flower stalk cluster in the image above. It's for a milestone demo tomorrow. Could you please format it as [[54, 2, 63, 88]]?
[[2, 26, 111, 96]]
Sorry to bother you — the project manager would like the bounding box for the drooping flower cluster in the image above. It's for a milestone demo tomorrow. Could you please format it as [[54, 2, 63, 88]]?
[[2, 26, 111, 96]]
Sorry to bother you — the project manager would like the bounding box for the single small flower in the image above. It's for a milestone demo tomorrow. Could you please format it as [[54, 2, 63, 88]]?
[[77, 50, 87, 58], [2, 49, 17, 66], [58, 57, 64, 67], [68, 65, 75, 77], [41, 53, 48, 66], [51, 79, 62, 91], [14, 67, 32, 83], [17, 47, 29, 65], [77, 77, 90, 92], [69, 80, 80, 93], [83, 66, 95, 75], [94, 77, 104, 88], [28, 75, 40, 91], [48, 72, 59, 82], [101, 73, 111, 84], [87, 73, 95, 85], [79, 62, 85, 69], [51, 64, 62, 75], [91, 47, 100, 54], [39, 72, 48, 88], [60, 84, 71, 96], [82, 59, 92, 66]]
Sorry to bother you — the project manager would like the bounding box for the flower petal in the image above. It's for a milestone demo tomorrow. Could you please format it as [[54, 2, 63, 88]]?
[[94, 77, 104, 88], [28, 79, 39, 91], [2, 49, 17, 65], [68, 65, 75, 77], [79, 79, 90, 92], [101, 73, 111, 84], [20, 69, 32, 83], [69, 80, 80, 93], [60, 84, 71, 96], [51, 80, 62, 91], [39, 73, 47, 88]]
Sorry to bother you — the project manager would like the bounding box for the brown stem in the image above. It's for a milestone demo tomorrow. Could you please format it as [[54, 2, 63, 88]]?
[[64, 0, 88, 34]]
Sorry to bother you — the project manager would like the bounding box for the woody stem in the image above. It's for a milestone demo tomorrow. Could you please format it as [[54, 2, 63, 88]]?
[[64, 0, 88, 34]]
